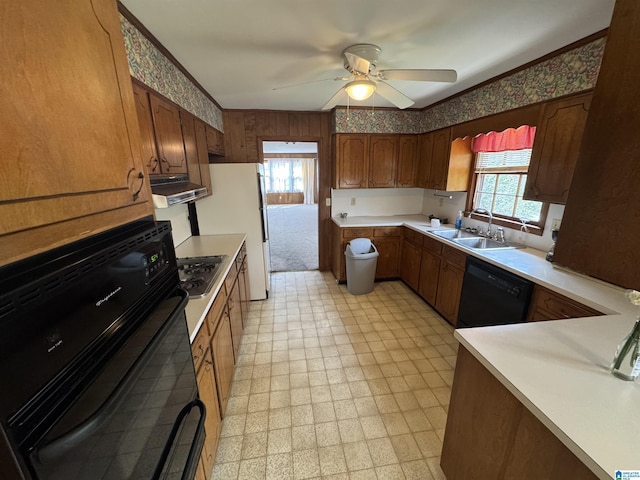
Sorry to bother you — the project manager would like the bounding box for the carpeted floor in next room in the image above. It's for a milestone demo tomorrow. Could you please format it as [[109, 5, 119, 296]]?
[[267, 204, 319, 272]]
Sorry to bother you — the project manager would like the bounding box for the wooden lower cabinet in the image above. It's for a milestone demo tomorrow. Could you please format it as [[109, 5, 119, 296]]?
[[196, 349, 222, 477], [332, 226, 402, 282], [371, 227, 401, 279], [211, 308, 235, 417], [418, 242, 441, 306], [442, 347, 598, 480], [228, 276, 243, 360], [526, 284, 603, 322], [434, 246, 466, 326], [400, 228, 423, 291]]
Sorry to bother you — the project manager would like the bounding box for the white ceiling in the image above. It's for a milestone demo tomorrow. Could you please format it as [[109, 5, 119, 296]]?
[[120, 0, 615, 112], [263, 141, 318, 154]]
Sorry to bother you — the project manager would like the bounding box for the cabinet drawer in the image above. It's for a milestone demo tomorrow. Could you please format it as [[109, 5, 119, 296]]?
[[422, 235, 443, 255], [191, 326, 209, 372], [441, 245, 466, 270], [206, 288, 228, 334], [373, 227, 401, 237], [531, 286, 602, 320], [342, 227, 374, 239], [403, 227, 424, 247]]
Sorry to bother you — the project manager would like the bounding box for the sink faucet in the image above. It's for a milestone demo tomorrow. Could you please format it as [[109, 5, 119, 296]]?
[[473, 208, 494, 237]]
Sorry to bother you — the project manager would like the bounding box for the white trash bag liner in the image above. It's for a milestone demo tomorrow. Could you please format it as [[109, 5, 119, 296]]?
[[349, 238, 372, 254]]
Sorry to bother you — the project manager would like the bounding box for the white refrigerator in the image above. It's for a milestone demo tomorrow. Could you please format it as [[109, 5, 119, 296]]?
[[196, 163, 270, 300]]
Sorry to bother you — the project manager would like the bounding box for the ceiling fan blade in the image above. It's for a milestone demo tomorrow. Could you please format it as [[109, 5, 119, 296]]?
[[378, 69, 457, 83], [321, 88, 346, 111], [374, 81, 414, 109], [344, 51, 371, 75], [272, 76, 350, 91]]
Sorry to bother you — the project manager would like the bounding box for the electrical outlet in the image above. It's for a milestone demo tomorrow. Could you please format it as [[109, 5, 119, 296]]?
[[350, 197, 356, 206], [325, 198, 331, 206], [551, 218, 561, 230]]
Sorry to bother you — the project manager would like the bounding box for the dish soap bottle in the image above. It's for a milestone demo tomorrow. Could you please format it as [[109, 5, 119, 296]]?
[[455, 210, 463, 230]]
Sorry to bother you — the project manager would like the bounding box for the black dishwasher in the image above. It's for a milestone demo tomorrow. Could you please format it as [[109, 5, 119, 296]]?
[[457, 256, 533, 328]]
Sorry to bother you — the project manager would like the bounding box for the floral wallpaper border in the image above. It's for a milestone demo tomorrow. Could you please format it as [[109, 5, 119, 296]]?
[[334, 37, 606, 134], [120, 15, 223, 131]]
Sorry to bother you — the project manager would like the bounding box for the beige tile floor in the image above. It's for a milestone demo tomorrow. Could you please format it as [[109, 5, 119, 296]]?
[[210, 271, 458, 480]]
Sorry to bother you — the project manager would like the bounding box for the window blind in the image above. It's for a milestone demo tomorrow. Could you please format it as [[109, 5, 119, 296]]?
[[475, 149, 532, 173]]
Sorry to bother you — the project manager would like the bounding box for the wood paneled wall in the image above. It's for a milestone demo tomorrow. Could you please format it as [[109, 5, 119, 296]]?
[[222, 110, 332, 271]]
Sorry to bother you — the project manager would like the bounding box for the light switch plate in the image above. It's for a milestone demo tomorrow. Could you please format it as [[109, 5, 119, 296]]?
[[325, 198, 331, 206], [551, 218, 561, 230], [350, 197, 356, 206]]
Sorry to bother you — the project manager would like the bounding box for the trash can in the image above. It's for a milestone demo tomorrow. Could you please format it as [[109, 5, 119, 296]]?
[[345, 238, 379, 295]]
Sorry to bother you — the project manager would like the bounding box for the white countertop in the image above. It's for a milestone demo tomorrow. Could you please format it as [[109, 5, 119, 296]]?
[[334, 214, 640, 479], [456, 317, 640, 479], [175, 233, 246, 341]]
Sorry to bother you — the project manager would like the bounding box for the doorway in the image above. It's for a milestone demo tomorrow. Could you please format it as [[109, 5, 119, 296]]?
[[261, 141, 319, 272]]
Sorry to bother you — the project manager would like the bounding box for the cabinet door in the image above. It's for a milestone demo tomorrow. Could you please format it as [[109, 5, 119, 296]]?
[[239, 257, 250, 324], [206, 125, 225, 156], [336, 134, 369, 188], [132, 83, 159, 174], [180, 110, 202, 185], [418, 248, 441, 306], [435, 261, 464, 326], [429, 128, 452, 190], [1, 0, 152, 267], [417, 132, 434, 188], [197, 349, 222, 476], [525, 284, 602, 322], [553, 0, 640, 289], [524, 93, 592, 204], [149, 94, 188, 174], [368, 135, 398, 188], [194, 119, 213, 195], [397, 135, 419, 187], [211, 309, 234, 416], [400, 240, 422, 291], [228, 277, 243, 360], [373, 236, 401, 279]]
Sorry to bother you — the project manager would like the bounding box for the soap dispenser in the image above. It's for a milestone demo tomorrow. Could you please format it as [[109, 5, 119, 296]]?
[[455, 210, 463, 230]]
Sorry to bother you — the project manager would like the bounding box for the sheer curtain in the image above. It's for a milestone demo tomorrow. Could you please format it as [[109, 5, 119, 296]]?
[[302, 157, 315, 204]]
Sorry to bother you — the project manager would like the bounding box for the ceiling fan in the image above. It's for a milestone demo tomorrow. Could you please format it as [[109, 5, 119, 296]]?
[[321, 43, 457, 110]]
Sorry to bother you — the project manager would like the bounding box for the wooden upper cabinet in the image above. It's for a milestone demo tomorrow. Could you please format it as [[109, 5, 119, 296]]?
[[180, 111, 202, 185], [429, 128, 453, 190], [132, 83, 159, 174], [554, 0, 640, 290], [194, 119, 213, 194], [149, 93, 188, 174], [524, 92, 592, 204], [368, 135, 398, 188], [417, 128, 472, 191], [206, 125, 225, 157], [417, 132, 435, 188], [0, 0, 152, 267], [336, 134, 369, 188], [397, 135, 419, 187]]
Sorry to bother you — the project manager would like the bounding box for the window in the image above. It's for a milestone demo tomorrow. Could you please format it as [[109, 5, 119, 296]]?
[[467, 126, 548, 233], [264, 159, 303, 193]]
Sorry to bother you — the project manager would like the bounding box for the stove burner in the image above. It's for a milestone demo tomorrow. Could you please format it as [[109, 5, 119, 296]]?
[[177, 255, 227, 298]]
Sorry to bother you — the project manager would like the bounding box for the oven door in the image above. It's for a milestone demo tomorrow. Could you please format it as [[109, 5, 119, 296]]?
[[24, 291, 205, 480]]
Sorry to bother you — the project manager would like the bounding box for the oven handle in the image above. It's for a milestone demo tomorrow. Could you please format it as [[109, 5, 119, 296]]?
[[36, 290, 189, 463], [152, 398, 206, 480]]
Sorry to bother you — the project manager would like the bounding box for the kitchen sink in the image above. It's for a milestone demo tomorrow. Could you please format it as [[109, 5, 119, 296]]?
[[452, 237, 514, 250], [432, 229, 481, 240]]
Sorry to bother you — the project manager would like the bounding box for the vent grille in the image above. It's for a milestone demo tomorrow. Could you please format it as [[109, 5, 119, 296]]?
[[0, 223, 171, 322]]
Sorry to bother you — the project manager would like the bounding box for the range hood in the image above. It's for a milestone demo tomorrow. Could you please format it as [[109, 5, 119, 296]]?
[[149, 174, 208, 208]]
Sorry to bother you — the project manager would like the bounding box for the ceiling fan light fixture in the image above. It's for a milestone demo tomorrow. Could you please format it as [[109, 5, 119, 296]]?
[[344, 79, 376, 101]]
